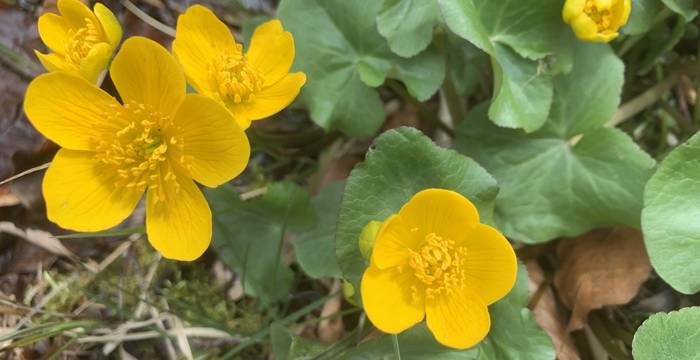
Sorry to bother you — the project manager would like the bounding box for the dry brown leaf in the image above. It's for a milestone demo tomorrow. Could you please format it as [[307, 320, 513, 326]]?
[[554, 227, 650, 331], [0, 221, 75, 260], [526, 260, 580, 360]]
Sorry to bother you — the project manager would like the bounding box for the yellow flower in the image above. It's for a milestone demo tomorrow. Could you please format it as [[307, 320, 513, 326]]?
[[563, 0, 631, 42], [172, 5, 306, 130], [24, 37, 250, 261], [361, 189, 517, 349], [35, 0, 122, 83]]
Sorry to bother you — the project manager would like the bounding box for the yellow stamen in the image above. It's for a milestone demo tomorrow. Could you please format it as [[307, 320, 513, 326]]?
[[64, 17, 103, 67], [93, 101, 192, 201], [408, 233, 467, 301], [583, 0, 613, 31], [210, 44, 264, 106]]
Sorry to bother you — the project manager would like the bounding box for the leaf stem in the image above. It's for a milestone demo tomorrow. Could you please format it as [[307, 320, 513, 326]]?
[[392, 333, 402, 360]]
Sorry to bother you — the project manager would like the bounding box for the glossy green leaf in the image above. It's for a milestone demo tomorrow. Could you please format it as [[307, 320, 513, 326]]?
[[206, 182, 315, 304], [456, 43, 655, 244], [291, 181, 344, 279], [632, 307, 700, 359], [278, 0, 445, 138], [438, 0, 574, 132], [271, 323, 327, 360], [343, 323, 479, 359], [376, 0, 442, 58], [478, 263, 554, 360], [642, 132, 700, 294], [662, 0, 698, 21], [623, 0, 663, 35], [336, 127, 498, 290]]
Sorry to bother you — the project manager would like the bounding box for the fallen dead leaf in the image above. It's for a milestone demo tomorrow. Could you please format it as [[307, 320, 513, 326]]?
[[0, 221, 75, 260], [527, 260, 580, 360], [553, 227, 650, 332]]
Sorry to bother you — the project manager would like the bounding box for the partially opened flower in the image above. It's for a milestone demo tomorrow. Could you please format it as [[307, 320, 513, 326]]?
[[24, 37, 250, 261], [563, 0, 631, 42], [35, 0, 122, 83], [172, 5, 306, 129], [361, 189, 517, 349]]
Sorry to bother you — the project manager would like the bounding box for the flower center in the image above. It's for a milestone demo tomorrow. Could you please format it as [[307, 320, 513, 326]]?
[[64, 18, 103, 67], [210, 44, 265, 106], [583, 0, 612, 31], [94, 102, 192, 202], [408, 233, 467, 300]]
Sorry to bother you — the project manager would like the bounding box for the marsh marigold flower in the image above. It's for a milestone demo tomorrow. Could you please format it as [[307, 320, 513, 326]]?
[[24, 37, 250, 261], [35, 0, 122, 83], [361, 189, 517, 349], [563, 0, 631, 42], [172, 5, 306, 130]]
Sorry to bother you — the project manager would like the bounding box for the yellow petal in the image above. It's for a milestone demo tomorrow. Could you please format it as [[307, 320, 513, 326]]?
[[562, 0, 586, 23], [37, 13, 71, 54], [611, 0, 631, 28], [425, 289, 490, 349], [79, 42, 112, 84], [35, 50, 72, 73], [361, 264, 424, 333], [570, 14, 601, 41], [24, 72, 123, 150], [146, 169, 212, 261], [371, 215, 423, 269], [398, 188, 480, 243], [58, 0, 98, 30], [460, 224, 517, 305], [595, 0, 614, 10], [229, 72, 306, 128], [246, 19, 295, 86], [172, 4, 236, 95], [93, 3, 122, 46], [43, 149, 143, 232], [110, 36, 185, 116], [171, 94, 250, 187]]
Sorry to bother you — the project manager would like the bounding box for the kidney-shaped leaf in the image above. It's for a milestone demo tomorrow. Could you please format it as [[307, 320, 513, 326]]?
[[632, 306, 700, 359], [336, 127, 497, 289], [438, 0, 574, 132], [278, 0, 445, 138], [456, 43, 655, 244], [642, 132, 700, 294], [206, 182, 315, 305]]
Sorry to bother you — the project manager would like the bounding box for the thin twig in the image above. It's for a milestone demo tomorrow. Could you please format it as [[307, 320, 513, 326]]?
[[121, 0, 176, 37], [608, 62, 700, 127], [0, 162, 50, 186]]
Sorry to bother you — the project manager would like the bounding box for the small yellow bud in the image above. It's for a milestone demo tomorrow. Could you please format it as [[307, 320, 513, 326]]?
[[358, 220, 383, 260], [342, 280, 358, 306], [562, 0, 631, 43]]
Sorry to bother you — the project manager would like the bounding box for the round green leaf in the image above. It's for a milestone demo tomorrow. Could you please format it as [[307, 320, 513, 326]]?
[[336, 127, 498, 288], [456, 43, 655, 244], [642, 132, 700, 294], [376, 0, 443, 58], [662, 0, 698, 22], [291, 181, 344, 279], [438, 0, 574, 132], [632, 307, 700, 359], [206, 182, 315, 305], [623, 0, 663, 35], [278, 0, 445, 138]]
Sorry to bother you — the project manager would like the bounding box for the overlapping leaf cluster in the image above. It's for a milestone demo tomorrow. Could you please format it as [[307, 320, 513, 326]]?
[[200, 0, 700, 357]]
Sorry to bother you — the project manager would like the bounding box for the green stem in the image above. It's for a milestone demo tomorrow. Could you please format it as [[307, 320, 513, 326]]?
[[442, 72, 466, 124], [392, 334, 402, 360]]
